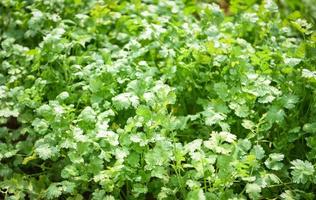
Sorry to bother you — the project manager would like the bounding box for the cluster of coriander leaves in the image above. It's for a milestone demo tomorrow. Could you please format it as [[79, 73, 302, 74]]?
[[1, 0, 316, 199]]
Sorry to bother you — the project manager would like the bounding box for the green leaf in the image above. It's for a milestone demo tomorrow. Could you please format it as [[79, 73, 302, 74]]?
[[280, 95, 299, 109], [290, 159, 315, 184], [186, 189, 206, 200], [32, 118, 49, 135], [56, 91, 70, 101], [60, 181, 76, 193], [251, 145, 265, 160], [284, 57, 301, 67], [89, 76, 103, 93], [302, 69, 316, 79], [35, 144, 58, 160], [0, 108, 19, 118], [202, 106, 226, 126], [265, 153, 284, 170], [61, 165, 79, 178], [291, 19, 313, 35], [112, 92, 139, 110], [214, 82, 229, 100], [132, 184, 148, 197], [229, 102, 250, 118], [303, 123, 316, 133], [266, 106, 285, 123], [204, 131, 236, 154], [238, 139, 252, 152], [79, 106, 96, 122], [37, 105, 53, 117], [242, 119, 255, 130], [280, 190, 295, 200], [91, 189, 106, 200], [46, 184, 62, 199], [245, 183, 261, 199]]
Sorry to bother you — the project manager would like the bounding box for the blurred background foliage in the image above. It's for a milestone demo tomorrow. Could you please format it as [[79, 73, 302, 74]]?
[[206, 0, 316, 25]]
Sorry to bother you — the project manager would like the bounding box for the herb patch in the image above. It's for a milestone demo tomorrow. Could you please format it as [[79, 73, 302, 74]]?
[[1, 0, 316, 199]]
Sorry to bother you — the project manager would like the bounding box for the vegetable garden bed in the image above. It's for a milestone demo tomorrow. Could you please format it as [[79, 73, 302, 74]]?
[[1, 0, 316, 199]]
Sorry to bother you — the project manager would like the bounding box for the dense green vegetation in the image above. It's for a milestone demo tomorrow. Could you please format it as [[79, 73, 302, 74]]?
[[1, 0, 316, 199]]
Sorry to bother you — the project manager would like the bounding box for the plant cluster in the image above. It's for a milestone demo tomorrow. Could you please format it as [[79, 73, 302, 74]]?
[[1, 0, 316, 199]]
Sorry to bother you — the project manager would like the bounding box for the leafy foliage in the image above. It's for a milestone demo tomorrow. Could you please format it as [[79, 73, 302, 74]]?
[[0, 0, 316, 199]]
